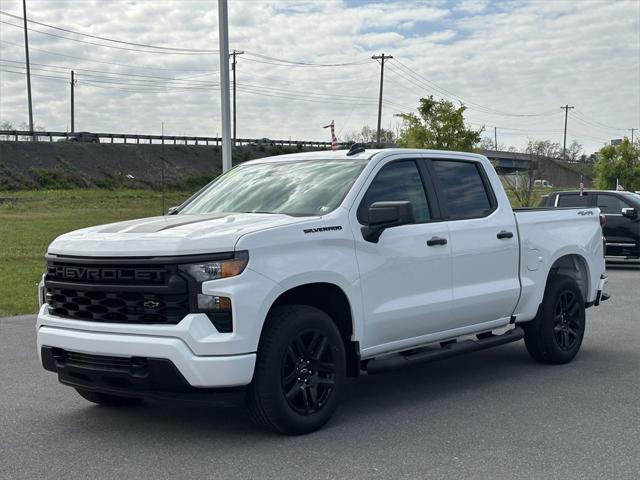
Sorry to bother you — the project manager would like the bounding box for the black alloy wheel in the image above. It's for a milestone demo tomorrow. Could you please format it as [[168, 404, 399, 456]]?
[[523, 274, 586, 365], [281, 328, 337, 415], [553, 290, 581, 351], [246, 304, 346, 434]]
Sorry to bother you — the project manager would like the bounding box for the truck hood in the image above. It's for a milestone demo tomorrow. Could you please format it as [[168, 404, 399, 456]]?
[[47, 213, 310, 257]]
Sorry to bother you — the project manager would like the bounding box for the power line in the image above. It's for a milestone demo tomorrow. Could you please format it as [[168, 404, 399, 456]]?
[[0, 11, 218, 53], [243, 51, 372, 67], [0, 19, 213, 55], [0, 59, 218, 84], [0, 39, 217, 72], [571, 109, 628, 131], [390, 59, 560, 118]]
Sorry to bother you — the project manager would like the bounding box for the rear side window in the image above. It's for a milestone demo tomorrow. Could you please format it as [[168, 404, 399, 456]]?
[[359, 160, 430, 223], [597, 195, 629, 214], [431, 160, 493, 219], [557, 194, 590, 207]]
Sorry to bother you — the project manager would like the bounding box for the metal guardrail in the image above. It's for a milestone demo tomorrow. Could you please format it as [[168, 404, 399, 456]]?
[[0, 130, 334, 148]]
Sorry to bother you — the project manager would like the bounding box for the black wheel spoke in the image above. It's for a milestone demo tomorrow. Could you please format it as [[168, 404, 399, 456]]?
[[286, 383, 301, 401], [315, 361, 335, 372], [284, 369, 298, 385], [280, 327, 337, 416], [313, 336, 328, 360], [301, 387, 311, 413], [294, 337, 307, 357], [315, 377, 335, 386], [308, 384, 319, 408]]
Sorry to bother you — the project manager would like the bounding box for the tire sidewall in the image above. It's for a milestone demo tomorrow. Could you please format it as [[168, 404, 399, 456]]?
[[253, 305, 346, 434], [539, 275, 586, 362]]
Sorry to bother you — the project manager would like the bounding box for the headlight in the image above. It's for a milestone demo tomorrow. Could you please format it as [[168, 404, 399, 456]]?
[[178, 251, 248, 282]]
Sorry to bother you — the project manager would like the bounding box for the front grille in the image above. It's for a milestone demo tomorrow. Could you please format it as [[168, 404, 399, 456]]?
[[46, 287, 189, 324], [44, 256, 191, 325]]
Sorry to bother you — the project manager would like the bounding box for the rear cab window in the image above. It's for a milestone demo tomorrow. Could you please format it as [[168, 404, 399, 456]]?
[[556, 194, 591, 208], [430, 160, 495, 220]]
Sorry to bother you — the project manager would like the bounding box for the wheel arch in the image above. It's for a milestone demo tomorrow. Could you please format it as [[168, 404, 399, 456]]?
[[263, 282, 360, 377], [545, 253, 590, 302]]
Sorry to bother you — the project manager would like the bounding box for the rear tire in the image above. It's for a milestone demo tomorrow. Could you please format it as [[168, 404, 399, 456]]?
[[75, 388, 144, 406], [247, 304, 345, 435], [523, 274, 586, 364]]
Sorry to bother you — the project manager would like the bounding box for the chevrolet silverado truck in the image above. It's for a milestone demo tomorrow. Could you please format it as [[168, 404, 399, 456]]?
[[37, 146, 608, 434]]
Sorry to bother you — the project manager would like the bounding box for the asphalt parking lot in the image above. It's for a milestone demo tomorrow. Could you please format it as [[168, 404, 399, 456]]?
[[1, 263, 638, 480]]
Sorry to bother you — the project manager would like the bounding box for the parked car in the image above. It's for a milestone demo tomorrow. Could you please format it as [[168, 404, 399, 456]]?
[[534, 179, 553, 188], [249, 137, 273, 146], [539, 190, 640, 259], [69, 131, 100, 143], [37, 147, 608, 434]]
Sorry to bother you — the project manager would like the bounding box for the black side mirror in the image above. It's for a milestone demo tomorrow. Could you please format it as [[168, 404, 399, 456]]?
[[167, 206, 180, 215], [361, 201, 415, 243], [621, 207, 637, 219]]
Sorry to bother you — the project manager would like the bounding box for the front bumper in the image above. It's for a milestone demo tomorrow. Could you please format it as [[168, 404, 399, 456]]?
[[37, 324, 255, 389]]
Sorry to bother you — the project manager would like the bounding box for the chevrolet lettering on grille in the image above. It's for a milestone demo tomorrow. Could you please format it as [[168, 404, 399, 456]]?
[[49, 265, 165, 283]]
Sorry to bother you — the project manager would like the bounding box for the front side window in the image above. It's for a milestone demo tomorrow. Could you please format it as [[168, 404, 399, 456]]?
[[180, 159, 367, 217], [359, 160, 430, 223], [432, 160, 493, 219], [597, 195, 629, 214]]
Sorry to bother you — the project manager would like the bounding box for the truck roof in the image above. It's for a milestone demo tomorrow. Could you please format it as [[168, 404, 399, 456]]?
[[245, 148, 488, 164]]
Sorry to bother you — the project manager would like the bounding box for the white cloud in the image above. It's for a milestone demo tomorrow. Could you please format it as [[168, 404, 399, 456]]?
[[0, 0, 638, 154], [454, 0, 488, 15]]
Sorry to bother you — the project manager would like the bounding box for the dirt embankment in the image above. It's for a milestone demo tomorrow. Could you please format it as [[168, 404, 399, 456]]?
[[0, 141, 305, 190]]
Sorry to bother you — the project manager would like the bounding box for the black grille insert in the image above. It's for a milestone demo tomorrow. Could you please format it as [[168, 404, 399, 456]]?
[[46, 287, 189, 324]]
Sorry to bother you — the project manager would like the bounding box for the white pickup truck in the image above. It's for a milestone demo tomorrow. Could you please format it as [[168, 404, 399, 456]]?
[[37, 146, 608, 434]]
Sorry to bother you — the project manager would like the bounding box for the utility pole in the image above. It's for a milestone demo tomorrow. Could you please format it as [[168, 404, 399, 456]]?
[[230, 50, 244, 144], [22, 0, 34, 141], [560, 104, 574, 161], [630, 128, 636, 143], [70, 71, 76, 133], [494, 127, 498, 150], [372, 53, 393, 145], [218, 0, 232, 172]]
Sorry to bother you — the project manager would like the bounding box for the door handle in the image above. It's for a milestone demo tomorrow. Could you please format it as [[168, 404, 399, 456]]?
[[497, 230, 514, 239], [427, 236, 447, 246]]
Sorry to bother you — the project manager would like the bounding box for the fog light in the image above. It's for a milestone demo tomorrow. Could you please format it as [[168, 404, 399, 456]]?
[[197, 294, 231, 311]]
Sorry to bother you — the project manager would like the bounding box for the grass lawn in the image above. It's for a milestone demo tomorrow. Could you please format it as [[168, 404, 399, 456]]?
[[0, 189, 190, 317]]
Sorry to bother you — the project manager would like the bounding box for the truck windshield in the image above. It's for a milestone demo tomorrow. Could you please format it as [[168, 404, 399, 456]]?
[[180, 159, 368, 217]]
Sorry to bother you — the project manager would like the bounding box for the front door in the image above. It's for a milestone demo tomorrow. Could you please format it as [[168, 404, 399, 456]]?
[[351, 159, 453, 354]]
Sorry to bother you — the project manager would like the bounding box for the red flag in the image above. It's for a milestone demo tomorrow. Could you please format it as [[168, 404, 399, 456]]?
[[323, 120, 338, 150]]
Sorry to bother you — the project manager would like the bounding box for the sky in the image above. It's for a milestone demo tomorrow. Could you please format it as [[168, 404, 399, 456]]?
[[0, 0, 638, 154]]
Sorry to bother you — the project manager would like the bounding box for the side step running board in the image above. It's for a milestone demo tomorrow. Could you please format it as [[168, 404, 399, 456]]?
[[364, 327, 524, 374]]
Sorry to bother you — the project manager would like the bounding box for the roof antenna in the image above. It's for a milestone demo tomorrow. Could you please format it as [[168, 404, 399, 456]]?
[[346, 143, 366, 156]]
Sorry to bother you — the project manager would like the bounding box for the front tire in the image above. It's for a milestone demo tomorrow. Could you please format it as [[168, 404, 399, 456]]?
[[75, 388, 144, 406], [523, 274, 586, 364], [247, 305, 346, 435]]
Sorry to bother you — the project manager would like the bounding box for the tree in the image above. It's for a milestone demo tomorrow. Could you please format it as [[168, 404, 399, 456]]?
[[344, 125, 396, 144], [396, 96, 483, 151], [502, 142, 551, 207], [594, 138, 640, 191]]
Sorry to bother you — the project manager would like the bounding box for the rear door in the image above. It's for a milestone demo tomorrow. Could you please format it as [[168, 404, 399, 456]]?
[[428, 158, 520, 329], [596, 193, 640, 257]]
